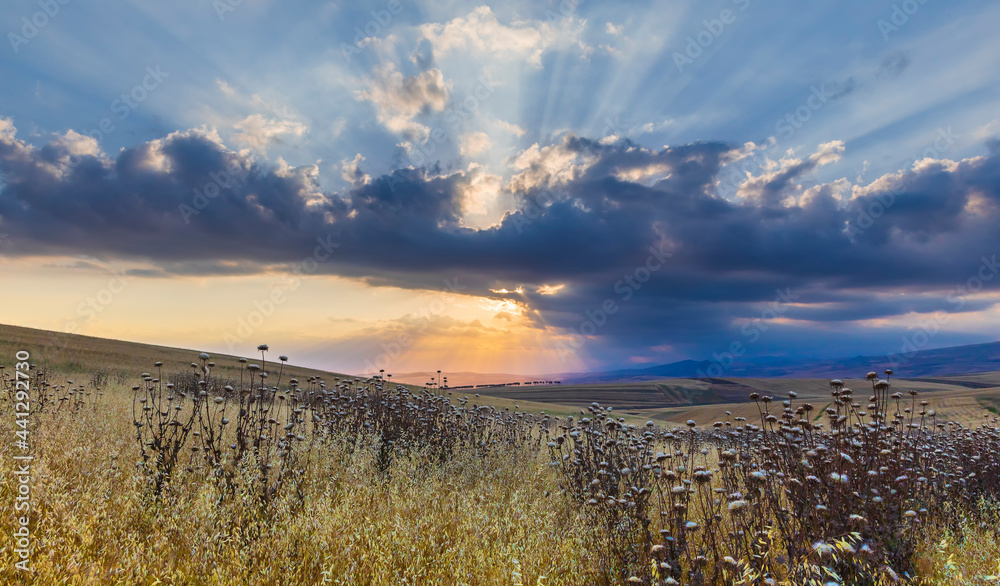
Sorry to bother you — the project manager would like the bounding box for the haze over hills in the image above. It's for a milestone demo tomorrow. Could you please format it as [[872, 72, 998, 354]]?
[[560, 341, 1000, 383], [6, 319, 995, 387], [389, 371, 560, 388], [391, 341, 1000, 387], [2, 322, 997, 427]]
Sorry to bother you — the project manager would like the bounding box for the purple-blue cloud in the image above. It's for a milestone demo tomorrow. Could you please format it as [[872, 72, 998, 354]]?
[[2, 117, 999, 365]]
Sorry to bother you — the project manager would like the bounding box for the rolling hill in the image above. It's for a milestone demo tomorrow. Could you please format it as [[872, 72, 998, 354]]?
[[561, 340, 1000, 383], [3, 322, 998, 427]]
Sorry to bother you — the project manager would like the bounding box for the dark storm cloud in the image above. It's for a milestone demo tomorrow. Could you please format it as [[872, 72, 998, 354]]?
[[2, 121, 999, 362]]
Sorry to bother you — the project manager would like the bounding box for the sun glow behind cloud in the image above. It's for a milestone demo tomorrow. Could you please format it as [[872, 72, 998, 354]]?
[[2, 1, 1000, 375]]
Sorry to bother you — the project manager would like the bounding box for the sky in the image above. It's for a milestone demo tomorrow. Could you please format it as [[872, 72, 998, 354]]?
[[1, 0, 999, 376]]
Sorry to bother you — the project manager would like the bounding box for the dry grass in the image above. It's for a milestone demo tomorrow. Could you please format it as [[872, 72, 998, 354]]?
[[0, 376, 598, 585], [2, 330, 1000, 584], [546, 375, 1000, 583], [912, 499, 1000, 585]]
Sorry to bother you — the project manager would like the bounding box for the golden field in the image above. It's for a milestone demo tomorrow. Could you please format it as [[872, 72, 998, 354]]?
[[1, 323, 999, 584]]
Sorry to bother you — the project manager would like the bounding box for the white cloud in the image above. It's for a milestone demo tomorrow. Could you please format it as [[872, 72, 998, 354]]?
[[507, 136, 598, 192], [614, 162, 671, 183], [341, 153, 370, 185], [216, 79, 236, 97], [810, 140, 846, 167], [418, 6, 585, 68], [0, 116, 16, 141], [459, 163, 504, 227], [536, 284, 565, 295], [50, 129, 101, 159], [976, 118, 1000, 142], [735, 141, 846, 205], [495, 119, 526, 137], [356, 64, 450, 141], [232, 114, 308, 156], [460, 131, 492, 156]]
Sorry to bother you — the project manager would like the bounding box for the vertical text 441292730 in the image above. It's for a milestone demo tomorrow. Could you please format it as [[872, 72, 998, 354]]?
[[12, 350, 33, 572]]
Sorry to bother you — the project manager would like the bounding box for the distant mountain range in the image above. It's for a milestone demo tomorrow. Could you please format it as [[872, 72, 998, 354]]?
[[560, 340, 1000, 383], [393, 341, 1000, 387]]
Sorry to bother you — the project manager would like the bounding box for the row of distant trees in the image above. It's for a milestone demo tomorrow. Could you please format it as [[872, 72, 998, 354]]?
[[448, 380, 561, 390], [372, 369, 561, 391]]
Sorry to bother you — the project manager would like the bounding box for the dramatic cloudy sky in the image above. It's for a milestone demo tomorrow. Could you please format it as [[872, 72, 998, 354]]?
[[1, 0, 999, 375]]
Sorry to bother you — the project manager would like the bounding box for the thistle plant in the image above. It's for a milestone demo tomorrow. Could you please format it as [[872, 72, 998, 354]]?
[[132, 361, 199, 497], [548, 373, 1000, 584]]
